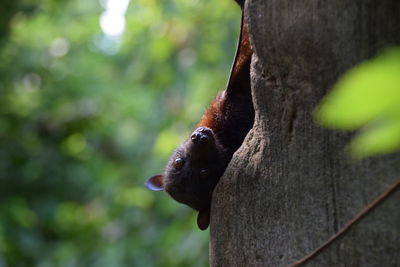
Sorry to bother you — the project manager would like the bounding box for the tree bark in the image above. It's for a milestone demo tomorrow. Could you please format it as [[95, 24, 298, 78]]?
[[210, 1, 400, 266]]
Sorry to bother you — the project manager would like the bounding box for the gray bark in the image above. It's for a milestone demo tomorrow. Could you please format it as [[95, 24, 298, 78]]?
[[210, 1, 400, 266]]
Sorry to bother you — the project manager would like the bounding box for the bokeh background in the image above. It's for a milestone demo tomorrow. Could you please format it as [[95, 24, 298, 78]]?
[[0, 0, 240, 266]]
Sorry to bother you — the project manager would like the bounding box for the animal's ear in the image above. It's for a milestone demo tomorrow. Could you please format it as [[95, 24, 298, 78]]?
[[145, 175, 164, 191], [197, 209, 210, 230]]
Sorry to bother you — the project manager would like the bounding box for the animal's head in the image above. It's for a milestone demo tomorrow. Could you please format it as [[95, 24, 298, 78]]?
[[146, 127, 229, 230]]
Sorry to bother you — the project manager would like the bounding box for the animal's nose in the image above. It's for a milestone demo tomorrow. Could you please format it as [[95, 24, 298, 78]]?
[[191, 131, 208, 143], [191, 132, 200, 141]]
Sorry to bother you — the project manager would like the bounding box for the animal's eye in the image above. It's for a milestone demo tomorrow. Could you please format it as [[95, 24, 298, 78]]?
[[174, 158, 185, 170], [200, 169, 208, 179]]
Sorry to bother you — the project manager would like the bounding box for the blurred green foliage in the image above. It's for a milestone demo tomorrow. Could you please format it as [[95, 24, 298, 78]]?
[[316, 48, 400, 158], [0, 0, 241, 266]]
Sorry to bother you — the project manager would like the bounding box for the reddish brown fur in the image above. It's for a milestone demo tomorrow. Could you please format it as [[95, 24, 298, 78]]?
[[198, 17, 251, 133], [228, 21, 251, 90], [197, 17, 254, 147], [198, 92, 224, 130], [197, 17, 253, 155]]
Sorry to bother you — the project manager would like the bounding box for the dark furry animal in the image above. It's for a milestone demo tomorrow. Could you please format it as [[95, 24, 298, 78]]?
[[146, 2, 253, 230]]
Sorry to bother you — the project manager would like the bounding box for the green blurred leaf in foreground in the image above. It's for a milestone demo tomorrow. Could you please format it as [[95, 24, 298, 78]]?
[[316, 48, 400, 157]]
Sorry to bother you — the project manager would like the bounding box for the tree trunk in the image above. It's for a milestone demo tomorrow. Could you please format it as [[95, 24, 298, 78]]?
[[210, 1, 400, 266]]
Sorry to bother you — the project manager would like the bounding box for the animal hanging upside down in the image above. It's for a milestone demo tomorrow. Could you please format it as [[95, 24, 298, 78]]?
[[146, 0, 254, 230]]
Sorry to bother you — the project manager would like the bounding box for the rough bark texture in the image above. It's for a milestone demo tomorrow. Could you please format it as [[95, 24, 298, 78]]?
[[210, 1, 400, 266]]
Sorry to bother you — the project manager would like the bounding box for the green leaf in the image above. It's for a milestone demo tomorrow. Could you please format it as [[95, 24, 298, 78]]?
[[316, 48, 400, 158], [316, 48, 400, 130], [350, 117, 400, 158]]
